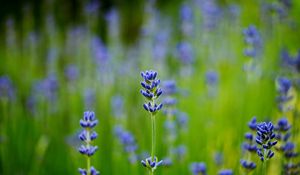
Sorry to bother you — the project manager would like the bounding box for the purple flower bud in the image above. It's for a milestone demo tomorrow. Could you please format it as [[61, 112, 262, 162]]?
[[78, 168, 87, 175], [90, 166, 100, 175]]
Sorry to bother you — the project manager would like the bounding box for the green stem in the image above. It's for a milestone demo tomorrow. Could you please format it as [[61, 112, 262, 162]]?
[[87, 156, 91, 175], [151, 113, 156, 162], [262, 161, 267, 175], [87, 129, 91, 175], [166, 111, 175, 157]]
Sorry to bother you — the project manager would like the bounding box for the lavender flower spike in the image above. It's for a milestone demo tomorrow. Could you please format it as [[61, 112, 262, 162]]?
[[255, 122, 277, 162], [140, 70, 163, 174], [140, 70, 163, 114], [78, 111, 100, 175]]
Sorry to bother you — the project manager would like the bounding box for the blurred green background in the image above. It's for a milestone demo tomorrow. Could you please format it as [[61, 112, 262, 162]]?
[[0, 0, 300, 174]]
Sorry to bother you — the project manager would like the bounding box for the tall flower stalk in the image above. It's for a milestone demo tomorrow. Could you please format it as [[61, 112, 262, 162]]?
[[140, 70, 163, 174], [78, 111, 100, 175]]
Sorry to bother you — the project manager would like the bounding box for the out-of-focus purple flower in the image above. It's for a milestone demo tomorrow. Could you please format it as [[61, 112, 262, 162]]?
[[26, 32, 39, 46], [84, 88, 95, 109], [162, 80, 177, 115], [279, 0, 292, 9], [5, 18, 16, 47], [91, 37, 110, 66], [105, 9, 120, 37], [153, 30, 169, 60], [264, 0, 292, 19], [243, 25, 262, 58], [227, 4, 240, 18], [283, 162, 300, 174], [176, 42, 194, 64], [275, 117, 291, 133], [218, 169, 233, 175], [114, 125, 138, 163], [196, 0, 222, 29], [162, 80, 177, 95], [164, 120, 176, 139], [0, 76, 15, 101], [64, 64, 79, 82], [172, 145, 186, 160], [243, 25, 261, 44], [180, 3, 193, 36], [205, 70, 219, 97], [111, 95, 124, 118], [65, 27, 87, 55], [276, 77, 294, 112], [43, 75, 58, 101], [205, 71, 219, 86], [84, 0, 100, 16], [280, 49, 300, 72], [190, 162, 207, 175], [114, 125, 138, 153], [176, 111, 188, 130], [214, 152, 223, 166], [32, 74, 58, 103], [162, 157, 172, 166], [180, 4, 193, 21], [274, 118, 299, 173], [105, 8, 119, 24]]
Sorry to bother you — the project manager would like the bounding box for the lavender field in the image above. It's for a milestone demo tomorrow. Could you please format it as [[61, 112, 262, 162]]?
[[0, 0, 300, 175]]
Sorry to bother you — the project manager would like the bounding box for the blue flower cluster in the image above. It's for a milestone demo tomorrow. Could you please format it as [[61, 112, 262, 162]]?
[[162, 80, 188, 166], [190, 162, 207, 175], [218, 169, 233, 175], [180, 3, 193, 36], [78, 111, 100, 175], [255, 122, 277, 162], [162, 80, 178, 166], [197, 0, 222, 30], [162, 80, 177, 115], [64, 64, 79, 82], [0, 75, 15, 101], [205, 71, 219, 86], [280, 49, 300, 73], [274, 118, 299, 174], [140, 70, 163, 114], [114, 125, 138, 163], [141, 157, 163, 172], [243, 25, 262, 58], [176, 42, 194, 65], [276, 77, 294, 112], [281, 49, 300, 72], [79, 167, 99, 175]]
